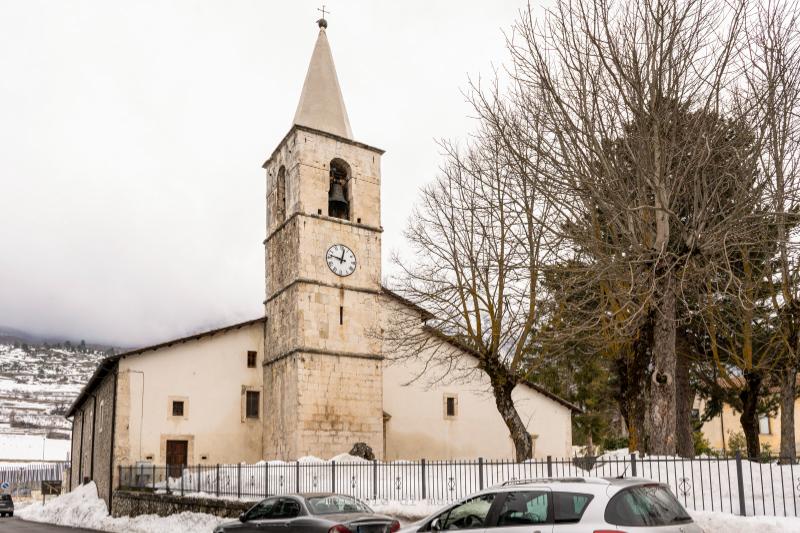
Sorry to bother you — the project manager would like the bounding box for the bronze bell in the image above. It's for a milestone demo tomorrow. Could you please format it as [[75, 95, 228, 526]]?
[[328, 181, 349, 219]]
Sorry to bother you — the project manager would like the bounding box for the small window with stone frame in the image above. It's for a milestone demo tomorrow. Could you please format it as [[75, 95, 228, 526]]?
[[172, 400, 184, 417], [246, 391, 260, 419], [247, 350, 257, 368]]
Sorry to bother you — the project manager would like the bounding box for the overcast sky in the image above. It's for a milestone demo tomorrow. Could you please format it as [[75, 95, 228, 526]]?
[[0, 0, 532, 347]]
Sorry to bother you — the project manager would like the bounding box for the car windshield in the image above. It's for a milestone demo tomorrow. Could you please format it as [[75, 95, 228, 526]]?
[[604, 484, 692, 526], [306, 495, 372, 515], [0, 495, 11, 501]]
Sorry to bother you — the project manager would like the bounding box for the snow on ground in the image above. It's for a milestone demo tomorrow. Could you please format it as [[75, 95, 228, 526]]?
[[18, 482, 225, 533], [0, 433, 70, 461], [17, 479, 800, 532], [692, 510, 800, 532]]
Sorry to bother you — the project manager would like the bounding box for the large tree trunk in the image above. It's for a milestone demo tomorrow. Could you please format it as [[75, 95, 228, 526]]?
[[780, 365, 797, 463], [649, 279, 677, 455], [489, 371, 532, 461], [615, 353, 649, 455], [739, 372, 763, 459], [675, 341, 695, 458]]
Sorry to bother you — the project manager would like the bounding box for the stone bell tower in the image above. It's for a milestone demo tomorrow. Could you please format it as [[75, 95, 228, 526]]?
[[261, 17, 385, 460]]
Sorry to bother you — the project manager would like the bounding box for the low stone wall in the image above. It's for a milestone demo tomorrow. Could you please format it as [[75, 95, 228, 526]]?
[[111, 490, 256, 519]]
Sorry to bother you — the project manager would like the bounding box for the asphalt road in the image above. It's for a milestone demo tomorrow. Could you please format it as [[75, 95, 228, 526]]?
[[0, 517, 102, 532]]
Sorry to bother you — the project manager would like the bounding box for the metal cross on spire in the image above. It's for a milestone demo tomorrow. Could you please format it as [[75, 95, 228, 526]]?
[[316, 4, 330, 29]]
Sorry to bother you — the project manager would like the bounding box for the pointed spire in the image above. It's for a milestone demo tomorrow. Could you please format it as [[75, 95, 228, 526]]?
[[293, 19, 353, 139]]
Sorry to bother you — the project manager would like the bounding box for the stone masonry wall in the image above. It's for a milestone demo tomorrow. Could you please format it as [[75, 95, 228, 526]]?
[[70, 411, 83, 490], [69, 369, 117, 507], [263, 355, 299, 459], [92, 371, 116, 507], [296, 353, 384, 459], [112, 490, 253, 519]]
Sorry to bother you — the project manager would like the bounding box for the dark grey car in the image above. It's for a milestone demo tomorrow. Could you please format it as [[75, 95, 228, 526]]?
[[0, 494, 13, 517], [214, 493, 400, 533]]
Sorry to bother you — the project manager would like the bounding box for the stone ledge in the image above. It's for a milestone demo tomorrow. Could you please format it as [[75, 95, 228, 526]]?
[[111, 490, 257, 519]]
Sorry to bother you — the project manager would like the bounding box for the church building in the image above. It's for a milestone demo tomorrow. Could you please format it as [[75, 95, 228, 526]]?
[[66, 18, 577, 507]]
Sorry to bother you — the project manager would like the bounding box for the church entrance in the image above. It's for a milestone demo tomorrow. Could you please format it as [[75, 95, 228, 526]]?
[[166, 439, 188, 478]]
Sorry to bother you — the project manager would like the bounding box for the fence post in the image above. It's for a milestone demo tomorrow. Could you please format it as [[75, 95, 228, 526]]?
[[296, 461, 300, 493], [478, 457, 484, 490], [372, 460, 378, 500], [735, 452, 746, 516], [152, 464, 155, 491], [265, 462, 269, 497], [215, 464, 220, 497], [237, 463, 242, 499], [331, 461, 336, 493], [181, 465, 185, 496], [166, 466, 170, 494], [547, 456, 553, 478], [421, 459, 427, 499], [630, 453, 637, 477]]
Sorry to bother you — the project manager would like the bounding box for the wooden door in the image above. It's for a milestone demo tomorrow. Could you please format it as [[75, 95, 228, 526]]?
[[165, 440, 188, 478]]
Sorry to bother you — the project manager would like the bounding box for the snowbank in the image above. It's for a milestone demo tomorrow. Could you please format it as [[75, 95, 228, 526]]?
[[691, 510, 800, 532], [18, 482, 224, 533]]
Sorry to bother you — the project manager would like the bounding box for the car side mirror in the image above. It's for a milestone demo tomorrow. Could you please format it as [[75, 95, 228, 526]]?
[[239, 512, 247, 523], [431, 517, 443, 531]]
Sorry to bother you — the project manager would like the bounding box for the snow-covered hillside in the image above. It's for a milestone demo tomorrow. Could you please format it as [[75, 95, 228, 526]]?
[[0, 341, 107, 456]]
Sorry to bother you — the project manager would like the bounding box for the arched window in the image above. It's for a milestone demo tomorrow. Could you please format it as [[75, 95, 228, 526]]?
[[328, 158, 351, 220], [276, 165, 286, 223]]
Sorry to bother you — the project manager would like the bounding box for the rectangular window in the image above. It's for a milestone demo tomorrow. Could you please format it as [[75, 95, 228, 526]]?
[[172, 400, 184, 417], [444, 394, 458, 418], [759, 415, 771, 435], [247, 350, 257, 368], [246, 391, 260, 419]]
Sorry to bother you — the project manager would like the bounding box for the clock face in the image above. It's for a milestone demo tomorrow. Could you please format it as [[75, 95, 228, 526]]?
[[326, 244, 357, 277]]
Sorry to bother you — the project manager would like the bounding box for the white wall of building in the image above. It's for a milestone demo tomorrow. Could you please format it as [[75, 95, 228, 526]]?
[[116, 322, 265, 466], [381, 298, 574, 460]]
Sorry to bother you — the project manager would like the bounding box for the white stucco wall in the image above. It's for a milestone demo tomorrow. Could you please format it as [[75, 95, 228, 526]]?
[[116, 321, 265, 466], [381, 298, 573, 460]]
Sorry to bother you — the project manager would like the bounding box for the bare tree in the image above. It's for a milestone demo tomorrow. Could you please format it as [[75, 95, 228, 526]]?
[[383, 116, 558, 460], [744, 0, 800, 461], [466, 0, 759, 455]]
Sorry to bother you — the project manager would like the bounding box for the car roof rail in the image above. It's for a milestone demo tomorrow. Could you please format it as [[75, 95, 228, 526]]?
[[500, 477, 588, 486]]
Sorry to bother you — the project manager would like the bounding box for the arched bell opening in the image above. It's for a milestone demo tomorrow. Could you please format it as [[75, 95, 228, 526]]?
[[328, 158, 351, 220]]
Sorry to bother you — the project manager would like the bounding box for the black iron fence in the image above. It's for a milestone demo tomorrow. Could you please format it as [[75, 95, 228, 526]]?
[[0, 463, 68, 495], [117, 453, 800, 517]]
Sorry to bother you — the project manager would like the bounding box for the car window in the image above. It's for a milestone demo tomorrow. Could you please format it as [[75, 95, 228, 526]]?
[[272, 498, 301, 519], [497, 491, 551, 526], [438, 493, 496, 530], [247, 497, 281, 520], [604, 485, 692, 527], [553, 492, 593, 523], [306, 495, 371, 515]]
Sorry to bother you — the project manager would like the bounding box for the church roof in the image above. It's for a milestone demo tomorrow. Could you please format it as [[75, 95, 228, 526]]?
[[293, 20, 354, 140]]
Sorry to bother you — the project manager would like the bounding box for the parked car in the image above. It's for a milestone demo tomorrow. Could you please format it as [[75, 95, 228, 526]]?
[[398, 477, 703, 532], [214, 492, 401, 533], [0, 494, 13, 517]]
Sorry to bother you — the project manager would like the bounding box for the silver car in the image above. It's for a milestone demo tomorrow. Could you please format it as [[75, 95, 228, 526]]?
[[398, 477, 703, 532]]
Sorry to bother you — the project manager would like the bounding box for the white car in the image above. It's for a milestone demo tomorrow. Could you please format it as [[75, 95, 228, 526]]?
[[398, 477, 703, 532]]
